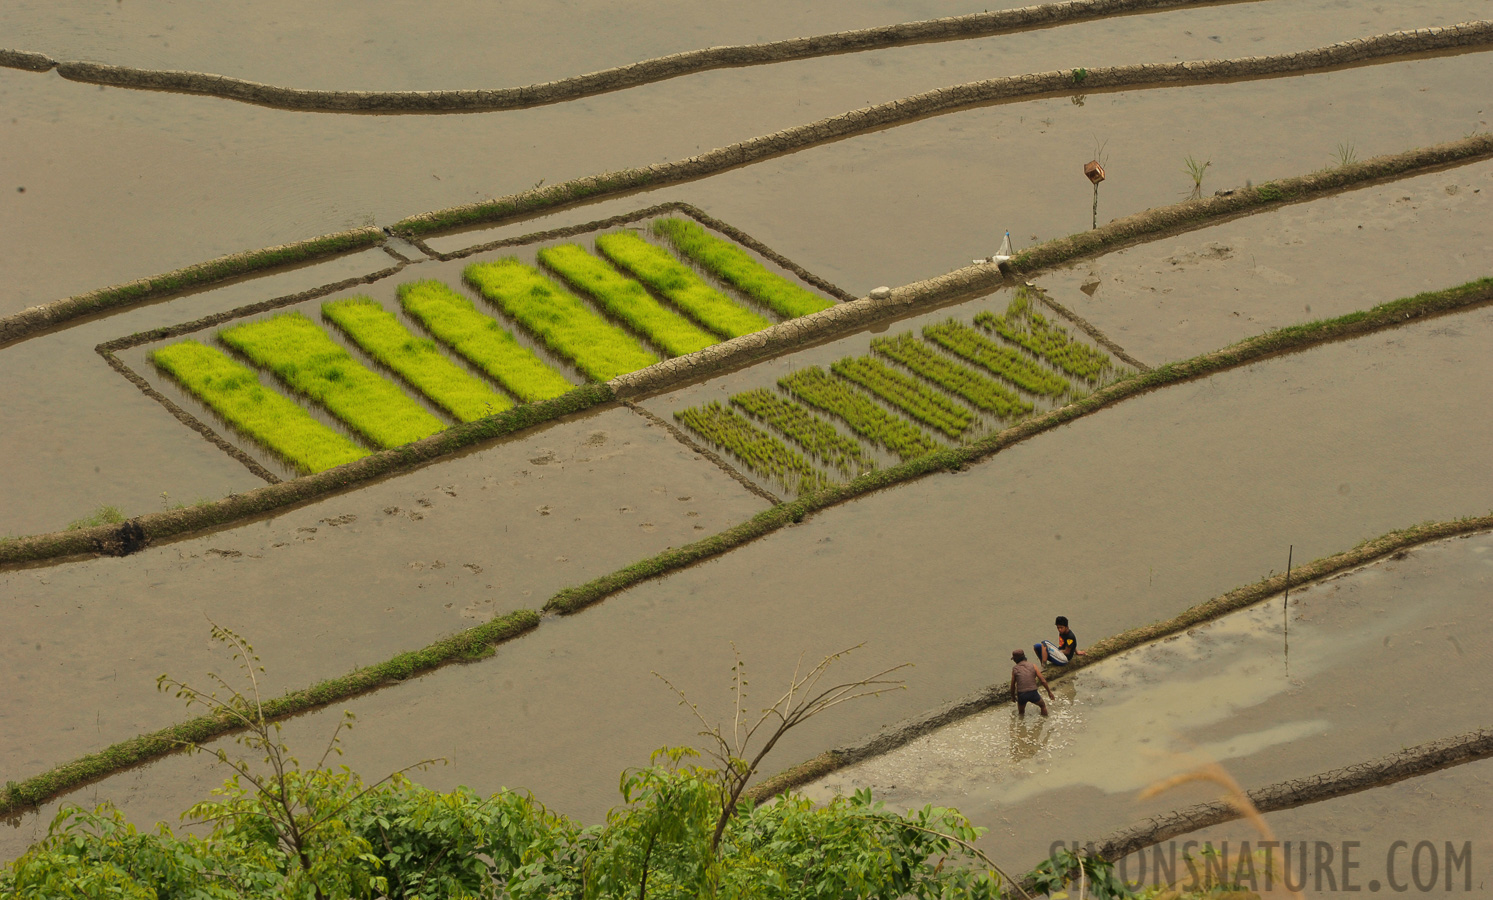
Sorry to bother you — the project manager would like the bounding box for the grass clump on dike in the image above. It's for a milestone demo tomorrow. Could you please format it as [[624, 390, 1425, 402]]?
[[538, 243, 719, 357], [398, 280, 575, 403], [464, 259, 658, 381], [872, 332, 1032, 419], [731, 388, 873, 476], [219, 312, 446, 449], [652, 217, 834, 318], [151, 340, 369, 474], [780, 367, 939, 461], [676, 402, 828, 495], [830, 355, 974, 439], [595, 230, 773, 339], [924, 320, 1070, 396], [323, 297, 512, 422], [976, 290, 1113, 381]]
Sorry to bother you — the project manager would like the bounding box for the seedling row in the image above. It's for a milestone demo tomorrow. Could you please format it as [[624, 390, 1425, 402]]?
[[974, 290, 1113, 381], [674, 402, 829, 496]]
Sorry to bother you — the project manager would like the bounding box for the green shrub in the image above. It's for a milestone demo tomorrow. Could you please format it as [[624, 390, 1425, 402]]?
[[596, 231, 774, 339], [652, 218, 834, 318], [779, 367, 939, 461], [397, 280, 575, 403], [675, 402, 828, 495], [730, 388, 872, 475], [151, 340, 368, 474], [219, 312, 446, 449], [923, 320, 1070, 396], [323, 296, 512, 421], [871, 332, 1032, 418], [538, 243, 718, 357], [830, 355, 974, 438], [974, 291, 1111, 381], [464, 259, 659, 381]]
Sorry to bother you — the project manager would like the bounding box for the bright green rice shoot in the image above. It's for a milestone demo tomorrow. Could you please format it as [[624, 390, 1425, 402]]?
[[922, 320, 1070, 397], [595, 231, 773, 339], [151, 339, 368, 474], [779, 367, 939, 461], [830, 355, 973, 439], [730, 388, 872, 475], [675, 402, 828, 496], [974, 291, 1113, 381], [871, 333, 1032, 418], [398, 280, 574, 403], [538, 243, 719, 357], [218, 312, 445, 449], [323, 296, 512, 422], [464, 259, 659, 382], [651, 217, 834, 319]]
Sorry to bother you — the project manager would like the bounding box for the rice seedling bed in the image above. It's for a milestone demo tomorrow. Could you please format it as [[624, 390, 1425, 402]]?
[[322, 296, 512, 422], [595, 231, 773, 339], [829, 355, 974, 439], [465, 259, 659, 382], [730, 388, 873, 476], [674, 401, 827, 495], [923, 320, 1070, 396], [652, 217, 834, 319], [975, 291, 1112, 381], [218, 312, 446, 449], [150, 340, 368, 474], [779, 367, 939, 461], [871, 332, 1033, 419], [537, 243, 719, 357], [398, 280, 574, 403]]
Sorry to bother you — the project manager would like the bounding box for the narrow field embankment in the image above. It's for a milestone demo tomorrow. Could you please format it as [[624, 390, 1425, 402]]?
[[0, 0, 1260, 113]]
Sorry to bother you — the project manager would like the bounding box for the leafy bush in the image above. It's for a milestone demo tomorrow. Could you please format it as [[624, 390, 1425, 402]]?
[[830, 355, 974, 438], [871, 332, 1032, 418], [974, 291, 1112, 381], [675, 402, 827, 495], [730, 388, 872, 475], [779, 367, 939, 461], [596, 231, 773, 339], [539, 243, 718, 357], [651, 218, 834, 319], [923, 320, 1070, 396]]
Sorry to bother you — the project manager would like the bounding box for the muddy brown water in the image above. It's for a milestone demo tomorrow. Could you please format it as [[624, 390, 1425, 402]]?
[[802, 529, 1493, 871], [6, 304, 1492, 863], [2, 2, 1488, 312]]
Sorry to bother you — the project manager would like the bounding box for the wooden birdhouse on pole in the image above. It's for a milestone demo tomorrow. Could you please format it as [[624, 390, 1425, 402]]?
[[1084, 160, 1106, 184]]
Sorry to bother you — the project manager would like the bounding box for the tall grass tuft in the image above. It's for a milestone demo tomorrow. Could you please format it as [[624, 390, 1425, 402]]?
[[871, 332, 1032, 418], [675, 402, 828, 495], [779, 367, 939, 460], [830, 355, 974, 438], [652, 218, 834, 318], [923, 320, 1070, 396], [66, 506, 126, 531], [596, 230, 773, 338], [730, 388, 873, 475]]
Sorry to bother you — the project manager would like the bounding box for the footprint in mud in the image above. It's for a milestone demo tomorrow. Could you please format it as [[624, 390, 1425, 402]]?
[[536, 505, 551, 516], [320, 514, 356, 527], [584, 431, 607, 447], [463, 563, 483, 574], [639, 522, 657, 533], [383, 506, 424, 521], [416, 498, 433, 508], [204, 548, 242, 558], [529, 451, 558, 466]]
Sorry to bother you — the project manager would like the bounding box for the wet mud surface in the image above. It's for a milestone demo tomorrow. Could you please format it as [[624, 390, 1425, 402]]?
[[0, 405, 768, 781], [803, 530, 1493, 870], [6, 305, 1491, 862]]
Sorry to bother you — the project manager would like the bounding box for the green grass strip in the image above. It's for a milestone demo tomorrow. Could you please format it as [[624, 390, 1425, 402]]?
[[652, 218, 834, 318], [780, 367, 939, 460], [872, 332, 1032, 419], [595, 231, 774, 339], [830, 355, 974, 439], [322, 297, 512, 422], [465, 259, 659, 381], [538, 243, 719, 357], [398, 279, 574, 404], [220, 312, 446, 448], [150, 340, 369, 474], [923, 320, 1070, 396], [730, 388, 873, 476], [975, 290, 1112, 381], [675, 402, 827, 496]]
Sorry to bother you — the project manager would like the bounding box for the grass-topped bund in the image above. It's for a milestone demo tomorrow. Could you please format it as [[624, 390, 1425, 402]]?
[[219, 312, 446, 449], [731, 388, 873, 476], [151, 340, 369, 474], [830, 355, 974, 439], [322, 297, 513, 422], [397, 280, 574, 404], [652, 218, 835, 319], [595, 231, 774, 339], [464, 259, 659, 381], [976, 290, 1113, 382], [923, 320, 1071, 396], [872, 333, 1032, 419], [537, 243, 719, 357], [780, 367, 939, 461], [674, 402, 827, 496]]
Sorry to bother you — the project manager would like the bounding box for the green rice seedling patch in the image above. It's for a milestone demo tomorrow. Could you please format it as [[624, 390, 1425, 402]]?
[[218, 312, 445, 449], [974, 290, 1113, 381], [730, 388, 873, 475], [323, 296, 512, 422], [151, 340, 369, 474], [829, 355, 974, 439], [537, 243, 719, 357], [871, 332, 1033, 419], [675, 401, 827, 495], [464, 259, 659, 381], [779, 367, 939, 461], [398, 280, 574, 403], [595, 231, 774, 339], [923, 320, 1070, 396], [652, 217, 834, 319]]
